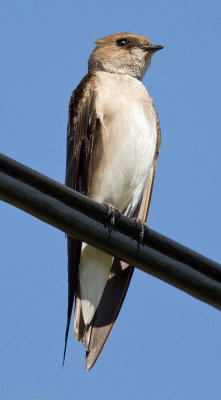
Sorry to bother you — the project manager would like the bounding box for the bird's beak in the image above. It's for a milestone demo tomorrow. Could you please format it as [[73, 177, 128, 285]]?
[[141, 45, 164, 53]]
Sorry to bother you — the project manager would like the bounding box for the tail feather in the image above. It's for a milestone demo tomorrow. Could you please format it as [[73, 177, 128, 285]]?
[[84, 259, 134, 371], [80, 197, 146, 370]]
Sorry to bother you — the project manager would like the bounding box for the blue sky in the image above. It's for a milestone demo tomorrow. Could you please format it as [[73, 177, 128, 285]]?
[[0, 0, 221, 399]]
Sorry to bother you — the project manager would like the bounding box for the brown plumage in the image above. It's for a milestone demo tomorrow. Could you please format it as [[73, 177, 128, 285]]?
[[64, 32, 163, 371]]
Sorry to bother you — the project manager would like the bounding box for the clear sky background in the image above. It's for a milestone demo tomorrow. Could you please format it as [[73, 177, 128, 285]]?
[[0, 1, 221, 399]]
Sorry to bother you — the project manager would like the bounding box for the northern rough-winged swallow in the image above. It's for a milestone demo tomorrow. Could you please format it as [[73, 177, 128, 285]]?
[[64, 32, 163, 371]]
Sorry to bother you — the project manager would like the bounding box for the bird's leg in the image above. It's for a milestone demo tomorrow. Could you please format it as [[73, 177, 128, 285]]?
[[132, 218, 148, 243], [103, 202, 121, 226]]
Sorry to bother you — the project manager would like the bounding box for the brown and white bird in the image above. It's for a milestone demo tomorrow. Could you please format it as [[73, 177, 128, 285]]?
[[64, 32, 163, 371]]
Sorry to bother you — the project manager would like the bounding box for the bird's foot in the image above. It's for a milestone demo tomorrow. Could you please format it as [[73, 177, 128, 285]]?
[[132, 218, 148, 243], [103, 202, 121, 226]]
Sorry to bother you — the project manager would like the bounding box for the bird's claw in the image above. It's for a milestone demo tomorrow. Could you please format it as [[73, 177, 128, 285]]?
[[132, 218, 148, 243], [103, 202, 121, 226]]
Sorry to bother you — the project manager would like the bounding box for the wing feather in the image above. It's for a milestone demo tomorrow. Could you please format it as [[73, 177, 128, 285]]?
[[63, 72, 98, 363]]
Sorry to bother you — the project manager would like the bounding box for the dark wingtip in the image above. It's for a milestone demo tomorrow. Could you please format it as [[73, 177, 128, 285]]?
[[85, 351, 93, 372], [62, 320, 70, 367], [63, 288, 75, 367], [63, 237, 81, 367]]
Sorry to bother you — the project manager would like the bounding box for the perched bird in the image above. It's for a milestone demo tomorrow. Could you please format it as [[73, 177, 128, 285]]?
[[64, 32, 163, 371]]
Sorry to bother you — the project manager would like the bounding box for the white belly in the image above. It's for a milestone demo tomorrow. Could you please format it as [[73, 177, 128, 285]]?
[[79, 72, 157, 325]]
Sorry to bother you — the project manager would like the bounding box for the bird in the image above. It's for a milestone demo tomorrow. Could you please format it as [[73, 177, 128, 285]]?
[[64, 32, 163, 371]]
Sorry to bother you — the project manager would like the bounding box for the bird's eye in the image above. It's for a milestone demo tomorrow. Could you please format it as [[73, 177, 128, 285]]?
[[116, 39, 129, 47]]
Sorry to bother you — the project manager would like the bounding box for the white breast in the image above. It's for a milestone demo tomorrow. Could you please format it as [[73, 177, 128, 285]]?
[[91, 71, 157, 216]]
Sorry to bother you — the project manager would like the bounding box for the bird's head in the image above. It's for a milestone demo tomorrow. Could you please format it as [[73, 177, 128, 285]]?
[[88, 32, 163, 80]]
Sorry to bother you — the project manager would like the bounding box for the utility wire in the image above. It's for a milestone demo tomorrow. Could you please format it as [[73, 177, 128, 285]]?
[[0, 153, 221, 310]]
